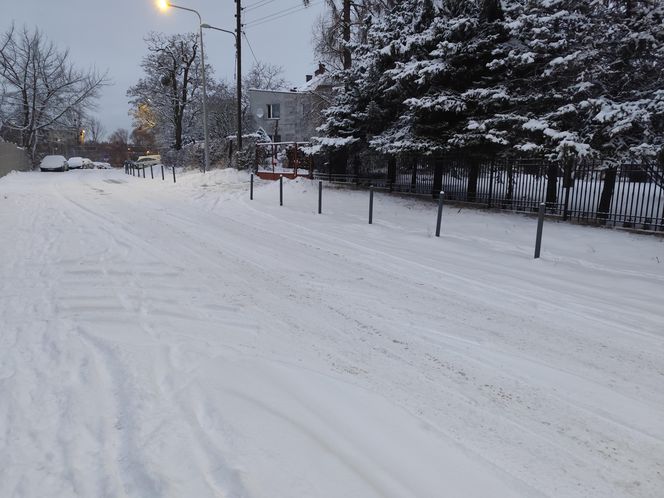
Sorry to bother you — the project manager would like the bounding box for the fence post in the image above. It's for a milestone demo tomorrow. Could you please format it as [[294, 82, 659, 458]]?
[[142, 167, 145, 178], [534, 202, 545, 259], [435, 192, 444, 237], [250, 173, 254, 200], [172, 166, 176, 183], [369, 186, 374, 224], [279, 175, 283, 206], [318, 180, 322, 214], [161, 164, 165, 181], [150, 165, 154, 179]]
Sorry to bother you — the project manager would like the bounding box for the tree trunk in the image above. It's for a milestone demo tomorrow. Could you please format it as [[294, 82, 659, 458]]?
[[387, 156, 396, 192], [174, 111, 183, 150], [545, 162, 558, 208], [506, 162, 514, 204], [480, 0, 504, 23], [432, 157, 443, 198], [330, 148, 348, 177], [625, 0, 633, 17], [467, 157, 479, 202], [343, 0, 351, 69], [597, 167, 617, 221], [410, 157, 418, 192]]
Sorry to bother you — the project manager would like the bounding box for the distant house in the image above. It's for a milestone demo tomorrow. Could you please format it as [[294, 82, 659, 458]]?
[[46, 127, 79, 145], [248, 63, 335, 144]]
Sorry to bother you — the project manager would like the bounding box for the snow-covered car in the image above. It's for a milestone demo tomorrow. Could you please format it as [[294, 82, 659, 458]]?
[[40, 155, 69, 172], [93, 161, 112, 169], [134, 155, 161, 168], [67, 156, 84, 169], [82, 158, 94, 169]]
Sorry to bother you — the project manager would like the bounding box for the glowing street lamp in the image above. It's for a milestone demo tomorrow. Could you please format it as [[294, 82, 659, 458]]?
[[155, 0, 210, 173]]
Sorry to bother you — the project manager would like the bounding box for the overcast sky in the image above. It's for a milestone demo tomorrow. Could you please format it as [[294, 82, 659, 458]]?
[[2, 0, 326, 138]]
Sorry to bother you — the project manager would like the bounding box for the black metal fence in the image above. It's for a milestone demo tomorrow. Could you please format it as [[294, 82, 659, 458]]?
[[313, 154, 664, 232]]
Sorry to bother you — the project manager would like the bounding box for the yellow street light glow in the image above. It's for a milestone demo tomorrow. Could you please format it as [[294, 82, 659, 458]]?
[[156, 0, 169, 12]]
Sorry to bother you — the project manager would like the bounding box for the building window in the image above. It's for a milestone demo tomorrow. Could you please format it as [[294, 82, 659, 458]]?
[[267, 103, 280, 119]]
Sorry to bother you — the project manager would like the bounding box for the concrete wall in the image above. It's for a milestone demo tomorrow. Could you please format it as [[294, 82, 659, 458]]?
[[0, 142, 31, 178], [249, 89, 322, 143]]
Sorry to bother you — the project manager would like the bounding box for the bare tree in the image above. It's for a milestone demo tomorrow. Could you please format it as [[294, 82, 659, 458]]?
[[244, 61, 287, 91], [86, 117, 105, 143], [306, 0, 399, 71], [130, 127, 156, 148], [108, 128, 129, 145], [0, 24, 109, 159], [127, 32, 204, 151]]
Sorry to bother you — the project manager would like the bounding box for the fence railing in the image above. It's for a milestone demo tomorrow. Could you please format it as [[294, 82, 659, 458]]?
[[313, 154, 664, 232]]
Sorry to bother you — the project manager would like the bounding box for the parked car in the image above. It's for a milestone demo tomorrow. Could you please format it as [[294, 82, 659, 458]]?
[[82, 158, 94, 169], [93, 161, 112, 169], [40, 155, 69, 172], [67, 156, 84, 169], [134, 155, 161, 168]]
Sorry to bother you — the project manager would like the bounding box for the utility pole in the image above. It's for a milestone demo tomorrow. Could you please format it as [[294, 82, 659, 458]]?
[[235, 0, 243, 153]]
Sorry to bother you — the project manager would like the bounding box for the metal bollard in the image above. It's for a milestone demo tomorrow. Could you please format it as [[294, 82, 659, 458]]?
[[279, 176, 283, 206], [318, 181, 322, 214], [150, 165, 154, 179], [172, 166, 176, 183], [142, 167, 145, 178], [534, 202, 545, 259], [435, 192, 444, 237], [369, 186, 374, 224], [161, 164, 164, 181], [250, 173, 254, 200]]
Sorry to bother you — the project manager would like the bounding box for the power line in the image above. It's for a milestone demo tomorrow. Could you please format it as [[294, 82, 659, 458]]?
[[242, 31, 260, 65], [244, 0, 321, 28], [244, 0, 277, 13]]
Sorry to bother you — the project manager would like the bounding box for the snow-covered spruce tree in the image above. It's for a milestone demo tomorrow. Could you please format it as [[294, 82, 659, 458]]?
[[374, 1, 511, 155], [483, 1, 663, 165], [581, 1, 664, 164], [314, 0, 437, 158], [316, 0, 664, 175]]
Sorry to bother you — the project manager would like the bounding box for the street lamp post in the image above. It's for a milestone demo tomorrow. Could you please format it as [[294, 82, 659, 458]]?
[[201, 23, 241, 165], [157, 0, 210, 173]]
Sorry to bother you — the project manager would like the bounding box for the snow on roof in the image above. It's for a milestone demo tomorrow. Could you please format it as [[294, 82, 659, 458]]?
[[296, 72, 335, 92], [248, 72, 337, 95]]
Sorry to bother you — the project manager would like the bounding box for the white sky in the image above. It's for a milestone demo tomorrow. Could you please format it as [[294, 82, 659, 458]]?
[[2, 0, 327, 137]]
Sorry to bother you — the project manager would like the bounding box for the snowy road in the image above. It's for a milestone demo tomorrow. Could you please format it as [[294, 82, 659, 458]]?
[[1, 169, 663, 497]]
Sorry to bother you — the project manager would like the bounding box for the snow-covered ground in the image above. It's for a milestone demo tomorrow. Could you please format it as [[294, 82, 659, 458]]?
[[1, 168, 663, 498]]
